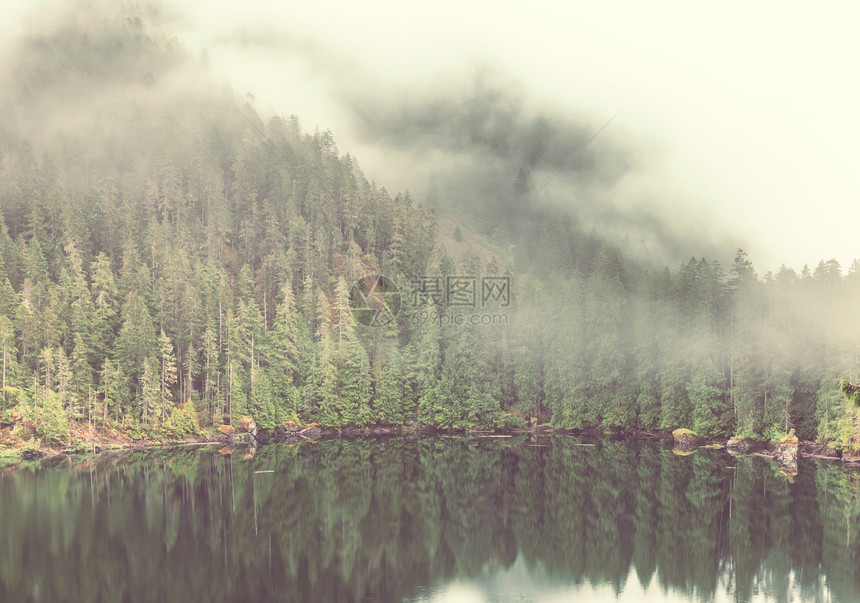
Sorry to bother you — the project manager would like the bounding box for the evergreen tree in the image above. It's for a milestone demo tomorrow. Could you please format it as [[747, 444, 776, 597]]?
[[310, 290, 339, 425], [413, 302, 442, 425], [0, 315, 21, 407], [432, 326, 501, 429], [0, 259, 17, 319], [374, 345, 405, 424], [115, 290, 157, 415], [158, 329, 178, 422], [338, 339, 372, 426]]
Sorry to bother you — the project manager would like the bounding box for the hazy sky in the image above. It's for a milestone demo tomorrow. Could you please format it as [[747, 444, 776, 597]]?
[[4, 0, 860, 272]]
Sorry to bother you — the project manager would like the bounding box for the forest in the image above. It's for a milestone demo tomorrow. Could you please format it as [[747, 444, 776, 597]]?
[[1, 5, 860, 450]]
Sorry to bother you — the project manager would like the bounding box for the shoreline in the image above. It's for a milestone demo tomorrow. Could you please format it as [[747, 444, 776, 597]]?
[[2, 421, 858, 468]]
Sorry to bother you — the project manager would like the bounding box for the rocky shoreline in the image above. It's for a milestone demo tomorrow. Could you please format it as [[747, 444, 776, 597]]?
[[667, 427, 859, 477], [3, 414, 859, 473], [254, 421, 857, 470]]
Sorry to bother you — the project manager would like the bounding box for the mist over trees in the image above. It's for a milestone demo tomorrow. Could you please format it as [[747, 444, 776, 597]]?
[[1, 1, 859, 450]]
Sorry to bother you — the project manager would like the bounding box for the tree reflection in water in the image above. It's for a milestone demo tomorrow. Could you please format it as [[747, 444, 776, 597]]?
[[0, 437, 858, 602]]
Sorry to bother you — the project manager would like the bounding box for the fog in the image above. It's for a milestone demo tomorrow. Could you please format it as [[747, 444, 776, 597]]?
[[171, 0, 860, 272], [2, 0, 859, 271], [0, 0, 858, 483]]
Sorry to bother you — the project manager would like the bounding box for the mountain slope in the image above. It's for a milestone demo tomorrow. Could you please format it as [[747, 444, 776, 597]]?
[[1, 1, 860, 451]]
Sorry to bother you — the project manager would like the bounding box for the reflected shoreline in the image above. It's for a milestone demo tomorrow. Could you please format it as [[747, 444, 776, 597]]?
[[1, 436, 860, 601], [4, 426, 858, 475]]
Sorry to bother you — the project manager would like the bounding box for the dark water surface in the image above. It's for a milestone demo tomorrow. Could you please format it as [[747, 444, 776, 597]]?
[[1, 436, 858, 602]]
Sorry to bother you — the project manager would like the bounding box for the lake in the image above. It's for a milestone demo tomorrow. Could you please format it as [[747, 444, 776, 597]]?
[[1, 436, 858, 602]]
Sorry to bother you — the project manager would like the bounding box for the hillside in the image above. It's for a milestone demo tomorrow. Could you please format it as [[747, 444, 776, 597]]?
[[436, 211, 508, 275], [1, 2, 860, 453]]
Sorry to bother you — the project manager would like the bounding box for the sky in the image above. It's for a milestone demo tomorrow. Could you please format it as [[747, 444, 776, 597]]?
[[3, 0, 860, 272]]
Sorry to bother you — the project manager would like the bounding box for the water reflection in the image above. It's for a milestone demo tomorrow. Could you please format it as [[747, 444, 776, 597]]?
[[0, 437, 858, 602]]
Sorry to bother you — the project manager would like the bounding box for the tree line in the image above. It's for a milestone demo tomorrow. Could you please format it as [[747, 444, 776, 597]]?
[[1, 8, 860, 448]]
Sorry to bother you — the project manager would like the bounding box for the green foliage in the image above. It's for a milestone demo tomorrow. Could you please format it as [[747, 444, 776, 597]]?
[[21, 437, 41, 455], [66, 440, 91, 454], [764, 425, 788, 443], [126, 420, 148, 441], [37, 389, 68, 445], [0, 447, 22, 459], [733, 427, 758, 439], [817, 376, 844, 445], [501, 413, 526, 429], [833, 400, 860, 453], [166, 401, 199, 438], [337, 339, 372, 426], [688, 372, 725, 436], [839, 380, 860, 405], [373, 346, 405, 425], [777, 430, 799, 446], [0, 0, 855, 445]]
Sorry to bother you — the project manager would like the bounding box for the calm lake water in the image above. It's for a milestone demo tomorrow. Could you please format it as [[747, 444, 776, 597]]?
[[1, 436, 858, 602]]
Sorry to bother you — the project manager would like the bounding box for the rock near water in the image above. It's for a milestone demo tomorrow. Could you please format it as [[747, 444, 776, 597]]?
[[672, 429, 701, 450], [239, 416, 258, 439], [299, 425, 321, 441], [726, 437, 766, 454], [256, 422, 321, 444], [775, 429, 799, 470]]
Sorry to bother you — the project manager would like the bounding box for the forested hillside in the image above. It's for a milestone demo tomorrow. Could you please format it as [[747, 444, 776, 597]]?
[[1, 3, 860, 450]]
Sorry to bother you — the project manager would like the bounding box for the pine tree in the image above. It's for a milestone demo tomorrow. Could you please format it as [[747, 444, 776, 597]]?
[[0, 259, 17, 319], [24, 237, 50, 287], [249, 365, 277, 428], [0, 316, 20, 408], [200, 322, 220, 422], [90, 253, 119, 367], [687, 364, 726, 436], [333, 276, 355, 343], [158, 329, 178, 422], [311, 290, 339, 425], [53, 346, 73, 415], [433, 326, 501, 429], [99, 357, 120, 425], [374, 345, 405, 424], [338, 339, 372, 426], [140, 357, 161, 425], [37, 389, 68, 445], [272, 282, 299, 380], [413, 302, 442, 425], [511, 278, 547, 420], [115, 290, 157, 414]]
